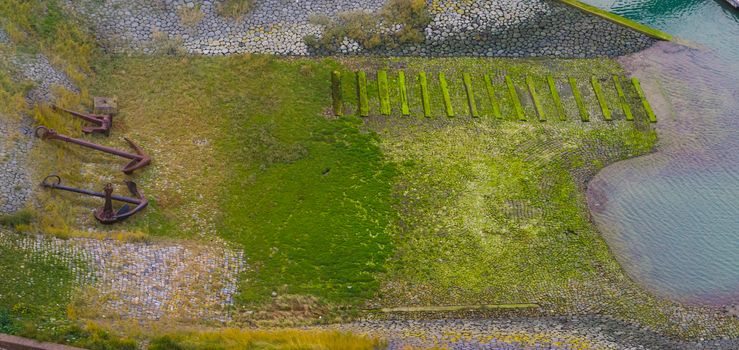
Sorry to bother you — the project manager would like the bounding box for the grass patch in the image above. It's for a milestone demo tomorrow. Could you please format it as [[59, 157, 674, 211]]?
[[217, 0, 256, 20]]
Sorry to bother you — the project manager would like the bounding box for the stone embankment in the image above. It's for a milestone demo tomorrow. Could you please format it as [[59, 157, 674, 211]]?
[[66, 0, 655, 57], [0, 29, 77, 214]]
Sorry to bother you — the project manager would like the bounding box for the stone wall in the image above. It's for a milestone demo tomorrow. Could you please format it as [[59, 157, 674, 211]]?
[[67, 0, 656, 58]]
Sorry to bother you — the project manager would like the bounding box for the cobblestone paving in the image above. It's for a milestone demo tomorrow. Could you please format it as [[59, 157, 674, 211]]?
[[0, 230, 246, 322]]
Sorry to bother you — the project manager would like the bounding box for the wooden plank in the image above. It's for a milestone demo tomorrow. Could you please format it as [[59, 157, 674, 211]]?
[[591, 76, 612, 121], [526, 76, 546, 122], [439, 72, 455, 117], [378, 70, 391, 115], [463, 73, 479, 117], [569, 77, 590, 122], [505, 76, 526, 121], [398, 71, 410, 116], [357, 71, 369, 117], [612, 76, 634, 121], [631, 77, 657, 123], [331, 71, 343, 116], [419, 72, 431, 117], [483, 74, 502, 119], [547, 75, 567, 121]]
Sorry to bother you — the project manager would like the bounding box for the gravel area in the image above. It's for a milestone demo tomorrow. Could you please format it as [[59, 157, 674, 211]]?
[[65, 0, 655, 57], [335, 317, 739, 349]]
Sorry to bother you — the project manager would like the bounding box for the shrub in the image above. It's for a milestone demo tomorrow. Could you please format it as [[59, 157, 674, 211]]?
[[178, 4, 205, 27], [0, 210, 34, 227], [217, 0, 256, 19], [305, 0, 430, 51]]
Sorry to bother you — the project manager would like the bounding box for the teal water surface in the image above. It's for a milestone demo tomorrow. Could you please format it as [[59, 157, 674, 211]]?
[[584, 1, 739, 306]]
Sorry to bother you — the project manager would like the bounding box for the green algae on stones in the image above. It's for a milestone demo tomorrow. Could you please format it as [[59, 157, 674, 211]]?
[[631, 77, 657, 123], [526, 76, 546, 121], [331, 71, 343, 116], [612, 75, 634, 121], [591, 76, 612, 121], [419, 72, 432, 118], [398, 71, 410, 116], [484, 74, 503, 119], [378, 70, 391, 115], [506, 76, 526, 121], [357, 71, 369, 117], [569, 77, 590, 122], [463, 73, 479, 118], [439, 72, 454, 117], [547, 75, 567, 121]]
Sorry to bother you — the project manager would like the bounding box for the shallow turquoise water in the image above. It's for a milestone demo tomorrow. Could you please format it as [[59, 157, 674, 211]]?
[[583, 1, 739, 306]]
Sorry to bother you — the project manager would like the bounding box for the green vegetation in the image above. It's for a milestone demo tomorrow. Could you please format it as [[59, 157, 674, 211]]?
[[526, 76, 546, 121], [149, 329, 381, 350], [439, 72, 454, 117], [547, 75, 567, 121], [591, 76, 612, 121], [613, 76, 634, 121], [331, 71, 343, 116], [632, 77, 657, 123], [217, 0, 256, 20], [484, 74, 503, 119], [398, 71, 410, 116], [569, 77, 590, 122], [463, 73, 479, 117], [357, 71, 369, 116], [506, 76, 526, 120], [0, 210, 33, 227], [306, 0, 430, 51], [556, 0, 673, 41], [418, 71, 432, 117], [378, 70, 391, 115]]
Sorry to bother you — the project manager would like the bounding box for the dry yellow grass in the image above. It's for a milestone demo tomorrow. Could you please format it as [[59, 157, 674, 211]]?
[[149, 328, 384, 350]]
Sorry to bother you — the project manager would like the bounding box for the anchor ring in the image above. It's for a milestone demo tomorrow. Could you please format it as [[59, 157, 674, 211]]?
[[34, 126, 51, 139], [41, 174, 62, 187]]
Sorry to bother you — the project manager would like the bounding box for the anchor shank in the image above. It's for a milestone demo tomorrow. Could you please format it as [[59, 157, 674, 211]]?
[[52, 105, 102, 124], [47, 184, 141, 204], [51, 133, 140, 160]]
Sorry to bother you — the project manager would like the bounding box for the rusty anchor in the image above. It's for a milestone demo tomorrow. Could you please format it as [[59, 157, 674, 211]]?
[[51, 104, 113, 135], [41, 175, 148, 224], [35, 126, 151, 174]]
